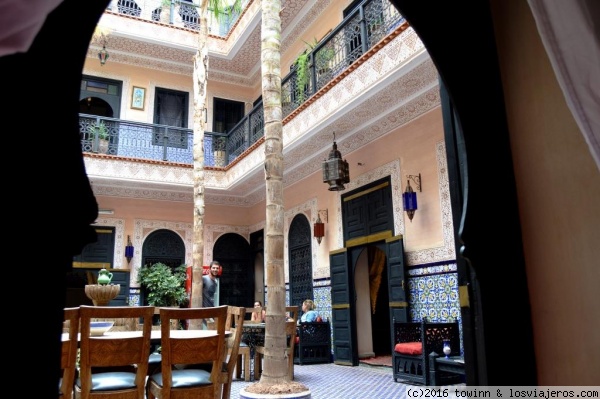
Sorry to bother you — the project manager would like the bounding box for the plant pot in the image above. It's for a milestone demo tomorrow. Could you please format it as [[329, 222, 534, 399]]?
[[96, 138, 109, 154], [214, 150, 226, 167], [239, 388, 311, 399]]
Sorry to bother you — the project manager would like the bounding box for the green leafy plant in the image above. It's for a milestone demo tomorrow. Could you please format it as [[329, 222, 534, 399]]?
[[295, 51, 310, 97], [137, 263, 188, 307], [294, 38, 334, 102], [88, 121, 109, 140]]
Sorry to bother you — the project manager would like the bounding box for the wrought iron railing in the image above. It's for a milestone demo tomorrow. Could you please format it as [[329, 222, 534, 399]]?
[[85, 0, 405, 167], [108, 0, 247, 36], [79, 114, 229, 166]]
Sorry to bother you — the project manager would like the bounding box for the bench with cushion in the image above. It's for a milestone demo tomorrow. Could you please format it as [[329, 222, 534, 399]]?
[[293, 318, 332, 365], [392, 318, 460, 385]]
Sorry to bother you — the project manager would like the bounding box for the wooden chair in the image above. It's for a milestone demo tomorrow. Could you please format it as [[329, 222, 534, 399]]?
[[236, 307, 263, 381], [254, 306, 299, 380], [75, 305, 154, 399], [146, 305, 228, 399], [61, 307, 80, 399], [294, 319, 332, 365], [392, 318, 460, 385], [221, 306, 245, 399], [248, 306, 265, 323]]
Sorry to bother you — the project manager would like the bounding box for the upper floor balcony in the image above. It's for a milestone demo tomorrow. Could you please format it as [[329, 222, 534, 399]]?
[[83, 0, 407, 169], [84, 0, 438, 205]]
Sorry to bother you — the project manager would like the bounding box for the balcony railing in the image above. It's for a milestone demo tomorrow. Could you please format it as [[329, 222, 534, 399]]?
[[80, 114, 228, 167], [108, 0, 247, 36], [83, 0, 405, 167]]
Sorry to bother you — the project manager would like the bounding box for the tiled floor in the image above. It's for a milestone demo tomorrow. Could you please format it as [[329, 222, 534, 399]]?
[[230, 362, 419, 399]]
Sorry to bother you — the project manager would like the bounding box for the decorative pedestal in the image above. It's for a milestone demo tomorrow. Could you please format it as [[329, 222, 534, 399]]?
[[85, 284, 120, 306], [239, 389, 311, 399]]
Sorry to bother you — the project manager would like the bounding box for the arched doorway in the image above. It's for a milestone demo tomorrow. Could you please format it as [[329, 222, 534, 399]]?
[[213, 233, 253, 307], [330, 176, 405, 366], [355, 245, 390, 359], [140, 229, 186, 306], [79, 96, 113, 117], [79, 75, 122, 118], [288, 214, 313, 311], [330, 237, 405, 366]]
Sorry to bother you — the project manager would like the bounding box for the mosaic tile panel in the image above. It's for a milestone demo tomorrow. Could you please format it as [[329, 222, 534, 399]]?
[[129, 286, 141, 307], [407, 265, 460, 323]]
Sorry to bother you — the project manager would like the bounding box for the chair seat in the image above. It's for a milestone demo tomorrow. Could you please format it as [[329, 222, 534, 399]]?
[[147, 352, 163, 376], [77, 371, 137, 391], [148, 353, 162, 364], [150, 366, 212, 388]]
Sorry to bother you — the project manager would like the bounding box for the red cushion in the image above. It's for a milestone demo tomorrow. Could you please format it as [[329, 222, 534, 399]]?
[[394, 342, 423, 355]]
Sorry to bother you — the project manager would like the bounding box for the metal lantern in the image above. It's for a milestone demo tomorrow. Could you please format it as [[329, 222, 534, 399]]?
[[322, 135, 349, 191]]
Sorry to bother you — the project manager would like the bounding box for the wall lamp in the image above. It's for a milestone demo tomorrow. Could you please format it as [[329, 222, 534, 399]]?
[[403, 173, 422, 222], [125, 235, 134, 264], [313, 209, 328, 245], [322, 133, 350, 191]]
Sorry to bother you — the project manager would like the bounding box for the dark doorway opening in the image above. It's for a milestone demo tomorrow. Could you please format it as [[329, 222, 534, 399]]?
[[213, 97, 244, 133]]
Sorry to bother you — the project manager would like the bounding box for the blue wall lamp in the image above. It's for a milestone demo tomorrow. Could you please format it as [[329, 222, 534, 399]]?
[[403, 173, 422, 222]]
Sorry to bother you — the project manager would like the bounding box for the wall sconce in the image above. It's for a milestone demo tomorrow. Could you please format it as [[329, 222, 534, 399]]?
[[322, 133, 350, 191], [125, 235, 134, 264], [403, 173, 422, 222], [313, 210, 328, 245], [98, 34, 109, 66]]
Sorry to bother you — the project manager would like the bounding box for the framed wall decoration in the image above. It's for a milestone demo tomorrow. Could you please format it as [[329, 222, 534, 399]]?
[[131, 86, 146, 110]]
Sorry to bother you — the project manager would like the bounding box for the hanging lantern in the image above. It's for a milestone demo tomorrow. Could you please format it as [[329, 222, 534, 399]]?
[[322, 133, 350, 191], [98, 44, 109, 66]]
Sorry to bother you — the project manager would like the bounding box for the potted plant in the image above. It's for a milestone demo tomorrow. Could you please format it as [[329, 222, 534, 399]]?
[[160, 0, 180, 24], [87, 121, 110, 153], [293, 38, 334, 103], [137, 262, 188, 308]]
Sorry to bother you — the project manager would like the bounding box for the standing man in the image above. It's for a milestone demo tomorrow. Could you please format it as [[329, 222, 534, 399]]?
[[202, 260, 221, 307]]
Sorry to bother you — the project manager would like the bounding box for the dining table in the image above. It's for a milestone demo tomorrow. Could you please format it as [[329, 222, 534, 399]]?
[[63, 329, 232, 345], [241, 322, 266, 349]]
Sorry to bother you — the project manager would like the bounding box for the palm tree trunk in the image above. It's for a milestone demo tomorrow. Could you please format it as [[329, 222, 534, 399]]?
[[259, 0, 307, 391], [190, 0, 241, 323], [190, 0, 210, 325]]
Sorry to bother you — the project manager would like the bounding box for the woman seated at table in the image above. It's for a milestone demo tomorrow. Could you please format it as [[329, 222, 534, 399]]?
[[251, 301, 266, 322], [300, 299, 319, 323]]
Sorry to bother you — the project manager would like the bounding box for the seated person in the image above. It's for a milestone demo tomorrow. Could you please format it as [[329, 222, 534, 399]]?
[[300, 299, 319, 323], [250, 300, 266, 322]]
